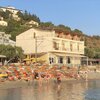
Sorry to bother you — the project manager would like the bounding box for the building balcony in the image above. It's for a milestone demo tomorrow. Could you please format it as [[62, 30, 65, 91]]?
[[52, 46, 84, 54], [51, 37, 84, 54]]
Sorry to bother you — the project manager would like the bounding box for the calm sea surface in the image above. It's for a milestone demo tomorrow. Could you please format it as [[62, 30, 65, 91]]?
[[0, 80, 100, 100]]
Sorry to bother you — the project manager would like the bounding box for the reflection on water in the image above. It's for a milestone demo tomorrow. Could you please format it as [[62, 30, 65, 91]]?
[[0, 80, 100, 100]]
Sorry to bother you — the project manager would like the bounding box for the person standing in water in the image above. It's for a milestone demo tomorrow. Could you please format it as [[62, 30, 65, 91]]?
[[56, 72, 62, 84], [85, 71, 88, 81]]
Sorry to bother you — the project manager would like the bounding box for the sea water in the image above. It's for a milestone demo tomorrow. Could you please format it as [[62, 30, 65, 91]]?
[[0, 80, 100, 100]]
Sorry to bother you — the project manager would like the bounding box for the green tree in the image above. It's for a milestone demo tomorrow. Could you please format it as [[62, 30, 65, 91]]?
[[94, 51, 100, 58], [72, 29, 83, 36], [0, 45, 24, 61], [17, 11, 24, 19], [0, 45, 16, 60], [15, 46, 24, 59], [55, 24, 71, 33], [5, 19, 30, 41], [0, 26, 6, 32], [31, 14, 40, 23], [39, 22, 54, 29], [85, 48, 95, 58], [0, 10, 10, 20]]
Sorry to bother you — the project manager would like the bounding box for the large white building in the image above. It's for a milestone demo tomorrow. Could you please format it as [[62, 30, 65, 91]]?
[[0, 32, 15, 46], [16, 28, 85, 66], [0, 6, 21, 21]]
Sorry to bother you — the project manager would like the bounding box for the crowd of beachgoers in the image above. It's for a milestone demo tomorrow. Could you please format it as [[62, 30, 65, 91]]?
[[0, 63, 97, 83]]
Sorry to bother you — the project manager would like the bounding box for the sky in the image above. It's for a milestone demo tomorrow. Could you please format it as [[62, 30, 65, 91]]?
[[0, 0, 100, 36]]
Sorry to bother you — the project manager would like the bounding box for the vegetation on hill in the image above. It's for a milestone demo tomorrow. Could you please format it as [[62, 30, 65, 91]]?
[[0, 10, 40, 40], [0, 9, 100, 59]]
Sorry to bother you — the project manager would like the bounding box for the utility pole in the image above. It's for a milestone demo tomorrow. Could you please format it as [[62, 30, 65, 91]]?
[[34, 32, 37, 63]]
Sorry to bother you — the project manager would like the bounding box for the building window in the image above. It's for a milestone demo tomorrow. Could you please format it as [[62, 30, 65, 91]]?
[[49, 57, 54, 64], [58, 57, 63, 64], [53, 41, 59, 50], [67, 57, 71, 64]]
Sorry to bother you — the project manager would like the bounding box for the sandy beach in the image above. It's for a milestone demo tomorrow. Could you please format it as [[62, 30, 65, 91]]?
[[0, 71, 100, 90]]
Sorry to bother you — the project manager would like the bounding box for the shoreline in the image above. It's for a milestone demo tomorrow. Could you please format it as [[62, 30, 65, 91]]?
[[0, 75, 100, 90], [0, 65, 100, 90]]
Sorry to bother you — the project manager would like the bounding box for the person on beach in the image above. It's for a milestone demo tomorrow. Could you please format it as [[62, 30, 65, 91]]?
[[34, 70, 39, 80], [56, 72, 62, 84], [74, 73, 80, 80], [56, 72, 62, 93], [57, 76, 61, 84], [85, 71, 88, 81], [38, 72, 43, 86], [45, 71, 51, 82]]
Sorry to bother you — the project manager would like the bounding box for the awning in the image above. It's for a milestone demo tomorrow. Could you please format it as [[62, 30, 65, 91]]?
[[53, 53, 85, 57]]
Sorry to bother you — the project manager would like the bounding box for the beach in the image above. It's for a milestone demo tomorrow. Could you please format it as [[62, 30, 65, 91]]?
[[0, 64, 100, 90], [0, 71, 100, 90]]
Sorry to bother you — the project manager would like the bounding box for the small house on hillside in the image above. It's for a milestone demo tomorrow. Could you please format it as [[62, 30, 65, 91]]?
[[26, 20, 39, 27]]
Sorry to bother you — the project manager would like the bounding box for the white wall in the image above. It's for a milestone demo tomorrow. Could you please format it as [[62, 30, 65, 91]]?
[[16, 28, 55, 54], [16, 39, 34, 54], [0, 21, 8, 26], [16, 28, 84, 55], [37, 37, 53, 53], [52, 37, 84, 54]]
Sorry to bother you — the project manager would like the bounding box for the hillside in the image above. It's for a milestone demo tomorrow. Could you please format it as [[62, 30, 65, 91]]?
[[0, 7, 100, 59]]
